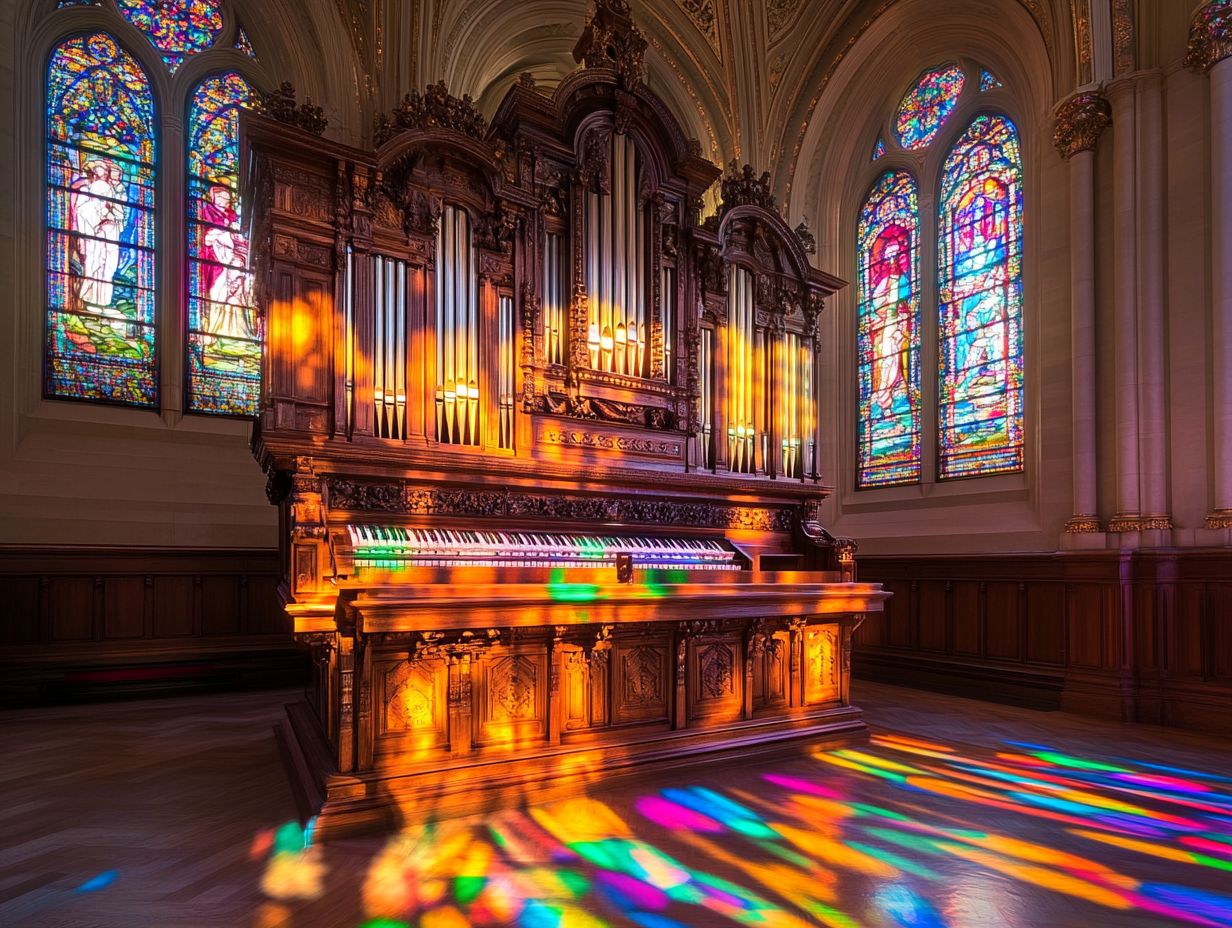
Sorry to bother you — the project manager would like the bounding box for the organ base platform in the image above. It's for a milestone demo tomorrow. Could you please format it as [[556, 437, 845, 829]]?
[[279, 569, 885, 838]]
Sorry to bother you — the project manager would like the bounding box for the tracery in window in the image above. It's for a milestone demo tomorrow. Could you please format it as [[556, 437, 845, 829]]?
[[115, 0, 223, 72], [937, 114, 1024, 479], [893, 64, 965, 150], [46, 32, 157, 406], [857, 171, 921, 487], [186, 71, 261, 416]]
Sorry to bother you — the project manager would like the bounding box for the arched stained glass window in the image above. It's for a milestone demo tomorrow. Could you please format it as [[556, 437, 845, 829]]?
[[46, 32, 157, 407], [938, 114, 1024, 479], [116, 0, 223, 72], [893, 64, 965, 150], [187, 72, 261, 416], [857, 171, 921, 487]]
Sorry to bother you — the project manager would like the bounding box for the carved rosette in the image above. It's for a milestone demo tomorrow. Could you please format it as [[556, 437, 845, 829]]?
[[1053, 92, 1111, 160], [1186, 0, 1232, 73]]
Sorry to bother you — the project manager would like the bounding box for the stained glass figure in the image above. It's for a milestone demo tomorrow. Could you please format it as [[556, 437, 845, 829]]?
[[186, 71, 261, 416], [116, 0, 223, 70], [980, 69, 1003, 91], [46, 33, 157, 406], [872, 138, 886, 161], [893, 64, 965, 150], [937, 114, 1024, 479], [857, 171, 921, 488], [235, 27, 256, 58]]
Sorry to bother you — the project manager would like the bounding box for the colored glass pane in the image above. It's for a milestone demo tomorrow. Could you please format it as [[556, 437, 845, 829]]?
[[57, 1, 100, 7], [980, 69, 1002, 91], [937, 114, 1024, 479], [187, 71, 261, 416], [46, 32, 157, 406], [116, 0, 222, 66], [893, 64, 965, 150], [872, 138, 886, 161], [857, 171, 921, 488], [235, 27, 256, 58]]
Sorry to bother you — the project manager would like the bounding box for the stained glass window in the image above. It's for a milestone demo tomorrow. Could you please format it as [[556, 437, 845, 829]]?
[[893, 64, 965, 150], [857, 171, 921, 488], [115, 0, 223, 72], [980, 69, 1003, 91], [187, 72, 261, 416], [235, 27, 256, 58], [938, 114, 1024, 479], [46, 33, 157, 406], [872, 138, 886, 161]]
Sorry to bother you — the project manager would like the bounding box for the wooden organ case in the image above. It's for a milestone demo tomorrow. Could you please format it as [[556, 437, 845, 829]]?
[[244, 0, 888, 836]]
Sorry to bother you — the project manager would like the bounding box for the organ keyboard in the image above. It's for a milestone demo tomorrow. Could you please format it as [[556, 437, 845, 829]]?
[[244, 0, 887, 839], [336, 525, 750, 571]]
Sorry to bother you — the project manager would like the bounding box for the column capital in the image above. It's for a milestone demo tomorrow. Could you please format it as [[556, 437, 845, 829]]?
[[1053, 91, 1112, 159], [1186, 0, 1232, 73]]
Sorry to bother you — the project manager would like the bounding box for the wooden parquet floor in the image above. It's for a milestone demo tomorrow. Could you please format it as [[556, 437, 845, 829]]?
[[3, 682, 1231, 928]]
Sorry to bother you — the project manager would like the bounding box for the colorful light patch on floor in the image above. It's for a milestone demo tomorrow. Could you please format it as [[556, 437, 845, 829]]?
[[253, 736, 1232, 927]]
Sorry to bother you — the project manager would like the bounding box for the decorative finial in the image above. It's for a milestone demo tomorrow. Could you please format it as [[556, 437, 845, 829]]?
[[258, 82, 328, 135], [719, 160, 776, 212], [573, 0, 647, 90], [373, 81, 487, 147]]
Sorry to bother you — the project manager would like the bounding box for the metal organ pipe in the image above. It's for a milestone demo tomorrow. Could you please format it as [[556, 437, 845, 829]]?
[[372, 255, 408, 441], [436, 205, 478, 445], [727, 266, 756, 474], [585, 133, 648, 378]]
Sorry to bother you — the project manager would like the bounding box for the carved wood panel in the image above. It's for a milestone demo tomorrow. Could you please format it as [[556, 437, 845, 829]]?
[[610, 636, 670, 725], [688, 634, 742, 722], [475, 648, 548, 747], [752, 630, 789, 710], [377, 656, 448, 754], [805, 624, 840, 705]]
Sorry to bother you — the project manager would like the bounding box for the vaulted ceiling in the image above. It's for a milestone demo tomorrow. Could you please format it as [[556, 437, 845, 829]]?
[[306, 0, 1175, 210]]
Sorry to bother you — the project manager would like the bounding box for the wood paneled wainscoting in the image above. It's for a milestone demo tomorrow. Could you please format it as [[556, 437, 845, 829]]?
[[854, 550, 1232, 734], [0, 546, 302, 705]]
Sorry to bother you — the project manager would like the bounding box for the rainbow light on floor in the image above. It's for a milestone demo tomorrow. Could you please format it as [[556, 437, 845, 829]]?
[[250, 732, 1232, 928]]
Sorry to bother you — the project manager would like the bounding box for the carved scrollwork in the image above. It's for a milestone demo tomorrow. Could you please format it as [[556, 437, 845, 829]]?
[[578, 126, 612, 194], [374, 80, 487, 146], [257, 81, 328, 135], [719, 161, 777, 213]]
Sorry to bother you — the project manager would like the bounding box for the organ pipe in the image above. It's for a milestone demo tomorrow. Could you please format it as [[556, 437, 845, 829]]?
[[436, 205, 479, 446], [544, 232, 565, 366], [372, 255, 408, 441], [586, 133, 648, 378], [727, 266, 757, 474], [499, 293, 515, 449]]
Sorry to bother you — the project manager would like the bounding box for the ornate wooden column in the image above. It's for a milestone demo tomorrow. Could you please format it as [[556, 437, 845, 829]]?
[[1187, 2, 1232, 530], [1054, 92, 1111, 539]]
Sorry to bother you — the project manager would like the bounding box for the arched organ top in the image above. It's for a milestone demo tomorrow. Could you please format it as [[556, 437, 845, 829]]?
[[241, 0, 848, 595]]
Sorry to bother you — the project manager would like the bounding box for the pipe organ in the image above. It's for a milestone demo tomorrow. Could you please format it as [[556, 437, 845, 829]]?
[[243, 0, 881, 837]]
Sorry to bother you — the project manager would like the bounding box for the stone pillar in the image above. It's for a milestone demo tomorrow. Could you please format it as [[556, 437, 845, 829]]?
[[1187, 2, 1232, 529], [1135, 72, 1173, 541], [1106, 79, 1142, 536], [1055, 93, 1112, 539]]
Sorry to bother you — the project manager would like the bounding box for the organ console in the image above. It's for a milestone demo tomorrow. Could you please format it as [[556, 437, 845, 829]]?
[[244, 0, 888, 837]]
